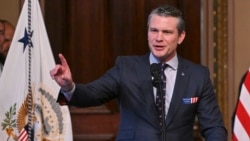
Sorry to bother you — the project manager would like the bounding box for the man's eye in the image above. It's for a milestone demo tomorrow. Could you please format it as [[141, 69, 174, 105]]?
[[163, 30, 173, 34], [150, 29, 157, 32]]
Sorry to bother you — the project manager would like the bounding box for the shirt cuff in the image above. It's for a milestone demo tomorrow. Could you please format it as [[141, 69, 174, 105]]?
[[61, 83, 76, 101]]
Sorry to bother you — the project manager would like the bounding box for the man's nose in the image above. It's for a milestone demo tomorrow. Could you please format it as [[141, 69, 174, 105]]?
[[156, 33, 163, 41]]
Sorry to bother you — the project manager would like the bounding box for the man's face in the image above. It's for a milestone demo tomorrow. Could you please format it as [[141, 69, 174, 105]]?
[[2, 23, 14, 57], [147, 14, 185, 62], [0, 22, 4, 47]]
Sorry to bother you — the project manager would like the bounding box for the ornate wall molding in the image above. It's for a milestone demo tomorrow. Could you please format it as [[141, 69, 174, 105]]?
[[213, 0, 229, 127], [201, 0, 235, 140]]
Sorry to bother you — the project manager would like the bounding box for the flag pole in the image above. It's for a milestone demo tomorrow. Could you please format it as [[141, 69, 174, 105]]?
[[27, 0, 34, 140]]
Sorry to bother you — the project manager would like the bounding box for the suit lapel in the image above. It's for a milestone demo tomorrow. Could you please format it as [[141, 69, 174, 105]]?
[[135, 55, 191, 128], [136, 54, 159, 127], [165, 57, 190, 127]]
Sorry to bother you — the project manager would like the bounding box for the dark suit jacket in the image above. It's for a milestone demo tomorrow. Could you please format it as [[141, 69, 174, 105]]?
[[58, 54, 227, 141]]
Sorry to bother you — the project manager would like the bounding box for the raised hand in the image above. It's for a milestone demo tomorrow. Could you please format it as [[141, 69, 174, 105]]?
[[50, 53, 74, 92]]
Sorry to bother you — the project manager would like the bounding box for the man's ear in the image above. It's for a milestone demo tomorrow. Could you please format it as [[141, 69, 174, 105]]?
[[178, 31, 186, 45]]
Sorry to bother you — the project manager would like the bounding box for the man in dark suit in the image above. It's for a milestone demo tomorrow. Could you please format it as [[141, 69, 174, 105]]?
[[50, 4, 227, 141]]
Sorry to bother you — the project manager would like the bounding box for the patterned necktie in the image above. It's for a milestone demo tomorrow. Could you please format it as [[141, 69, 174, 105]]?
[[155, 63, 168, 127]]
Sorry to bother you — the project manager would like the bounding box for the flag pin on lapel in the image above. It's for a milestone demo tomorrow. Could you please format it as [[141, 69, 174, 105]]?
[[182, 97, 198, 104]]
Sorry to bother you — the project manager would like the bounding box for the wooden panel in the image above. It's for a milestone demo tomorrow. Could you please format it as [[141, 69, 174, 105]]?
[[66, 0, 111, 82], [46, 0, 201, 81], [109, 0, 147, 57], [70, 106, 120, 141], [178, 0, 201, 64], [44, 0, 67, 63]]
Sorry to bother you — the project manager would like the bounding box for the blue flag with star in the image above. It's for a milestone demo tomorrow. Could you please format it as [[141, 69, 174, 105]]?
[[18, 28, 33, 52]]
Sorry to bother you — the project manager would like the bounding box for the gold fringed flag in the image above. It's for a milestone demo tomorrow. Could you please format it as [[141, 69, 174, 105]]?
[[233, 69, 250, 141], [0, 0, 73, 140]]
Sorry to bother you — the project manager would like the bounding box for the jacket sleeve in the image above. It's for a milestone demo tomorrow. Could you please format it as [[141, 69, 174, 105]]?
[[197, 67, 227, 140]]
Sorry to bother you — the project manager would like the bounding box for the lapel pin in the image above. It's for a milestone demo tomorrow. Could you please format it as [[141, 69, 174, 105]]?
[[181, 72, 185, 76]]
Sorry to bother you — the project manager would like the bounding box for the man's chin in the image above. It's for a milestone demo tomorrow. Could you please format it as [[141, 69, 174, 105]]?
[[152, 52, 164, 58]]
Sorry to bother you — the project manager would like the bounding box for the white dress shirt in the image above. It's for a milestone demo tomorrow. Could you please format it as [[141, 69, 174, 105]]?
[[149, 53, 178, 116]]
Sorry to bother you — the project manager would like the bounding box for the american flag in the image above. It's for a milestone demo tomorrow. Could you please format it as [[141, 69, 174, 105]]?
[[18, 125, 28, 141], [182, 97, 198, 104], [191, 97, 198, 104], [233, 69, 250, 141]]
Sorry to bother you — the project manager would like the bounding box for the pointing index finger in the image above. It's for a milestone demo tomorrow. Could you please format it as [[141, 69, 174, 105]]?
[[58, 53, 69, 68]]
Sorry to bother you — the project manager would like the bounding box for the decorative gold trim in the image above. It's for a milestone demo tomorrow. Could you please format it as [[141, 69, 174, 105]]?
[[211, 0, 236, 139], [213, 0, 229, 119], [202, 0, 234, 139]]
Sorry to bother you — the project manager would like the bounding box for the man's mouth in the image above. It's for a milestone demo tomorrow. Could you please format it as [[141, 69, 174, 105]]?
[[154, 45, 164, 50]]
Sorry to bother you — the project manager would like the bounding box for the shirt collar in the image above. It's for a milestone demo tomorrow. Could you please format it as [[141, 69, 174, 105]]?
[[149, 53, 178, 70]]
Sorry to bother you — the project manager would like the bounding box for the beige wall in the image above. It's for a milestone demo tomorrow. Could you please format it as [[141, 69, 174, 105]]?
[[234, 1, 250, 97], [0, 0, 19, 26]]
